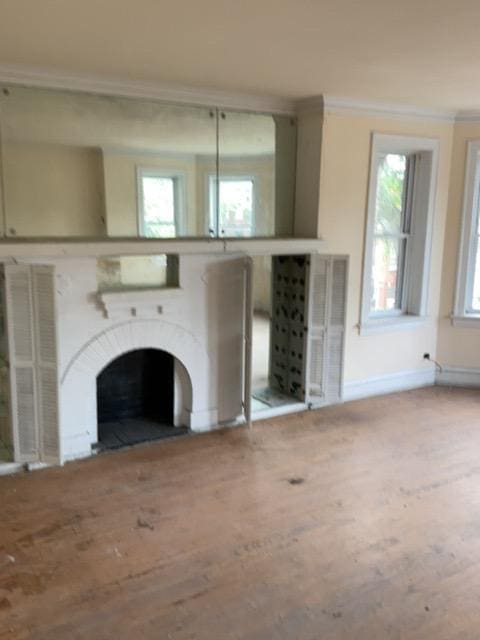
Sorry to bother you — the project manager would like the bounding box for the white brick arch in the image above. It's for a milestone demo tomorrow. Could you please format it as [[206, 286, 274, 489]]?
[[59, 320, 216, 460]]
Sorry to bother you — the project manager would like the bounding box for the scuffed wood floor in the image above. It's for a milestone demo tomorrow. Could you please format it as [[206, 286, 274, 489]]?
[[1, 386, 480, 639]]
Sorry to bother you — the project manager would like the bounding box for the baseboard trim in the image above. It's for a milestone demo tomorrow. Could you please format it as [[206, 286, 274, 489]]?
[[436, 366, 480, 387], [344, 367, 436, 402]]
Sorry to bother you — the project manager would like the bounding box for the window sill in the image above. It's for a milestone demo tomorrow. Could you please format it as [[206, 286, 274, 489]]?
[[451, 314, 480, 328], [359, 315, 427, 336]]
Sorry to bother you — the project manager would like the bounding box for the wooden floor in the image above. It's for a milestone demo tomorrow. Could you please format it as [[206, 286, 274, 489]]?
[[1, 386, 480, 639]]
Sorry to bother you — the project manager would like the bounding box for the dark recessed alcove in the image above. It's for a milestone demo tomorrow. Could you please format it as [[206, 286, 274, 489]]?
[[96, 349, 185, 450]]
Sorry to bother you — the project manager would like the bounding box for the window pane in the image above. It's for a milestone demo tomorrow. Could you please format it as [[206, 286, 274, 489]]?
[[371, 237, 405, 312], [375, 154, 407, 234], [218, 180, 254, 237], [142, 176, 176, 238], [472, 235, 480, 311]]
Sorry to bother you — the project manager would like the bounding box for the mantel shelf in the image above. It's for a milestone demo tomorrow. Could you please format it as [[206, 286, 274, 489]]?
[[0, 237, 326, 259]]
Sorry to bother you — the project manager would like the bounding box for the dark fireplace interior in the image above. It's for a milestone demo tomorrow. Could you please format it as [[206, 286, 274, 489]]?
[[96, 348, 186, 450]]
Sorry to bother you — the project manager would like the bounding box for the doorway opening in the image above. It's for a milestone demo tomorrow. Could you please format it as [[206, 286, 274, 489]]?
[[96, 348, 187, 450], [251, 255, 307, 417]]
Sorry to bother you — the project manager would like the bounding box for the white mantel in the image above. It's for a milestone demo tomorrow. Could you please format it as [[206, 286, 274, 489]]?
[[0, 237, 325, 260]]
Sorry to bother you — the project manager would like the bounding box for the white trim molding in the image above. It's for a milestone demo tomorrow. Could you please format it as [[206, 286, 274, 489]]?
[[0, 63, 297, 115], [359, 133, 439, 335], [358, 315, 428, 336], [436, 366, 480, 387], [323, 95, 456, 123], [344, 367, 436, 402], [456, 111, 480, 123], [0, 64, 466, 121], [453, 139, 480, 324]]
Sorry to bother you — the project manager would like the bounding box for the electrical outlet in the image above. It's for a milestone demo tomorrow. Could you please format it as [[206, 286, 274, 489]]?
[[423, 353, 430, 359]]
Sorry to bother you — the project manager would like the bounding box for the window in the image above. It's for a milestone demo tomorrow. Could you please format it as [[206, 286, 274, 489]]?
[[454, 140, 480, 324], [137, 169, 185, 238], [209, 177, 255, 237], [360, 134, 438, 334]]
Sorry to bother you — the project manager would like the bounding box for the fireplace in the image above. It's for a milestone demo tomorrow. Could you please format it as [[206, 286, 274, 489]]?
[[96, 348, 185, 450]]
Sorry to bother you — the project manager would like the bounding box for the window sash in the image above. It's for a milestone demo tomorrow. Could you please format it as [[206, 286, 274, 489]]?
[[137, 170, 184, 238], [465, 181, 480, 313], [369, 154, 414, 317], [209, 176, 255, 237]]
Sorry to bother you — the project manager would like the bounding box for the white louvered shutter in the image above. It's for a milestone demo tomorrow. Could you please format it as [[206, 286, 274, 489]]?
[[243, 257, 253, 427], [305, 255, 329, 405], [4, 264, 38, 462], [305, 255, 347, 408], [32, 266, 60, 463], [324, 258, 347, 404]]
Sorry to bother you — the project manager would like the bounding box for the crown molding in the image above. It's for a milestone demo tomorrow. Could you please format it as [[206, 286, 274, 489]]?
[[323, 95, 456, 123], [295, 95, 324, 115], [455, 110, 480, 123], [0, 64, 297, 116], [2, 64, 478, 123]]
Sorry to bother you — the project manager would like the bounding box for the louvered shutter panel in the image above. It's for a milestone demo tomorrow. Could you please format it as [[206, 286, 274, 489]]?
[[324, 258, 347, 403], [305, 255, 328, 404], [4, 264, 38, 462], [32, 266, 60, 463], [243, 258, 253, 426]]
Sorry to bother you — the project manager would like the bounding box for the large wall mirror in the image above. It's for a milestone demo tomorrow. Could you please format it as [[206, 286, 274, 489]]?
[[0, 85, 297, 239]]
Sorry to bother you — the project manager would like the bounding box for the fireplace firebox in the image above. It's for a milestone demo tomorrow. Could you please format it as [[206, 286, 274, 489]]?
[[96, 348, 185, 450]]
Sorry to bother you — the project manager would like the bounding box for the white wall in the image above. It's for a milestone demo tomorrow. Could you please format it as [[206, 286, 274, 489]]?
[[25, 254, 246, 461]]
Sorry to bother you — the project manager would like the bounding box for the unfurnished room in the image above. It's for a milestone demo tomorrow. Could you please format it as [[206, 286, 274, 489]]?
[[1, 1, 480, 638]]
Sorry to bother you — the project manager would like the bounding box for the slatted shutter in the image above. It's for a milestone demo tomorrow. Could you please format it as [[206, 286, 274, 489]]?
[[243, 258, 253, 426], [4, 264, 38, 462], [32, 266, 60, 462], [324, 258, 347, 403], [305, 255, 328, 405], [305, 255, 347, 407]]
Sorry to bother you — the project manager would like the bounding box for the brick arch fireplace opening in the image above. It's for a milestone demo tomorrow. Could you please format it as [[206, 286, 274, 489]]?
[[60, 320, 215, 463], [96, 348, 188, 450]]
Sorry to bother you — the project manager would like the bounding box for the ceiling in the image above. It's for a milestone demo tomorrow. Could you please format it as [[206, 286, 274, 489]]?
[[1, 0, 480, 111]]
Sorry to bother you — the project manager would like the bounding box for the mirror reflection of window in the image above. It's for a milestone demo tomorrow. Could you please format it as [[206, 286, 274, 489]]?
[[209, 177, 255, 237], [137, 170, 184, 238]]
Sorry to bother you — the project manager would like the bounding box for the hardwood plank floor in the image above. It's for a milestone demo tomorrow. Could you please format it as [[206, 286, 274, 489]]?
[[1, 386, 480, 639]]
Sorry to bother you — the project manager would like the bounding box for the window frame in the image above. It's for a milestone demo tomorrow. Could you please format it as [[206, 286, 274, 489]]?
[[136, 167, 186, 238], [360, 134, 439, 335], [453, 140, 480, 326], [208, 174, 256, 237]]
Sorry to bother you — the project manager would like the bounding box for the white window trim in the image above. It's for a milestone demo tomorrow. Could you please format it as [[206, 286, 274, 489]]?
[[207, 174, 256, 237], [360, 133, 439, 336], [453, 140, 480, 327], [136, 167, 187, 237]]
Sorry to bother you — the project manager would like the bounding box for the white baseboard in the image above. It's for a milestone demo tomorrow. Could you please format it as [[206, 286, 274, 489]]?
[[344, 367, 436, 402], [436, 366, 480, 387], [0, 461, 23, 476]]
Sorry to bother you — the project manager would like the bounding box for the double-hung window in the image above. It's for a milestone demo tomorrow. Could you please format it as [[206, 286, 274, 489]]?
[[454, 140, 480, 324], [137, 169, 185, 238], [360, 134, 438, 334], [209, 176, 255, 237]]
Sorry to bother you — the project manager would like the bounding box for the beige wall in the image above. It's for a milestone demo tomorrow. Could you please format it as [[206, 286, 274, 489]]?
[[436, 122, 480, 368], [318, 112, 454, 382], [2, 142, 105, 237]]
